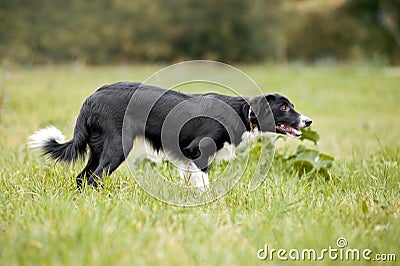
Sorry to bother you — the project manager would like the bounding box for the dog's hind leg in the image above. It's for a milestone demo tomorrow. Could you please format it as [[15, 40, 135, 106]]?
[[86, 134, 134, 188], [76, 148, 100, 189]]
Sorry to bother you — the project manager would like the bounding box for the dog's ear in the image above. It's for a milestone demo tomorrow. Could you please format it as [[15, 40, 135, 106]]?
[[248, 95, 275, 132], [265, 94, 276, 104], [248, 95, 269, 116]]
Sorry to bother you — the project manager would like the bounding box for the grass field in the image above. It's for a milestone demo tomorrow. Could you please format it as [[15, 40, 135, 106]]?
[[0, 63, 399, 265]]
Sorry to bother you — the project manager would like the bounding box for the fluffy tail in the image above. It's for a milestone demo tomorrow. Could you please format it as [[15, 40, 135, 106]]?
[[28, 125, 87, 162]]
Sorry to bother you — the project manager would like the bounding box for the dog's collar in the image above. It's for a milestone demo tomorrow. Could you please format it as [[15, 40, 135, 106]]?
[[248, 106, 254, 132]]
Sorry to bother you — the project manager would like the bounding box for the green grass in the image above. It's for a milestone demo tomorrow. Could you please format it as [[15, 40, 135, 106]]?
[[0, 63, 399, 265]]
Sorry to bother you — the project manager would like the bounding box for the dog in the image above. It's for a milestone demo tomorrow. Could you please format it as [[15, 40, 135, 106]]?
[[29, 82, 312, 190]]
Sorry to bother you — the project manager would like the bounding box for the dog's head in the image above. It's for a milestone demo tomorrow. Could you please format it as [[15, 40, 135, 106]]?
[[249, 94, 312, 138]]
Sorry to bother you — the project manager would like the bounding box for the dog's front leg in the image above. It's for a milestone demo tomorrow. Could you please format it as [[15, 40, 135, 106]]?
[[178, 162, 210, 191], [188, 169, 209, 192], [181, 137, 217, 191]]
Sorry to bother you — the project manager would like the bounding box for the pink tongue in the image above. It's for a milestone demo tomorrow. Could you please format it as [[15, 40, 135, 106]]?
[[288, 127, 301, 135], [277, 124, 301, 136]]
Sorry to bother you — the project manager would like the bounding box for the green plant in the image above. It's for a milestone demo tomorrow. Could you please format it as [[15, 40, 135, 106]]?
[[277, 128, 334, 178]]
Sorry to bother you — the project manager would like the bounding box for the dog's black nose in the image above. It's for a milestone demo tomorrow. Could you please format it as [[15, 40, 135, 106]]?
[[305, 119, 312, 127]]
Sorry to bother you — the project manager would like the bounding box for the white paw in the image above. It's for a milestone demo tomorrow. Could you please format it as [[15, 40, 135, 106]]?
[[189, 171, 210, 192]]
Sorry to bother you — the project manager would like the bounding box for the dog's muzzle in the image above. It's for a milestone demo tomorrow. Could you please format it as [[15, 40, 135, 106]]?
[[299, 114, 312, 128], [275, 114, 312, 138]]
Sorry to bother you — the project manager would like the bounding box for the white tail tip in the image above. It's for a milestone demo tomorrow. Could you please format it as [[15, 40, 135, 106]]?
[[28, 126, 66, 149]]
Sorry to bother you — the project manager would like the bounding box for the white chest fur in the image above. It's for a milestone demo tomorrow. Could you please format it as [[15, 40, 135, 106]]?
[[214, 141, 237, 161]]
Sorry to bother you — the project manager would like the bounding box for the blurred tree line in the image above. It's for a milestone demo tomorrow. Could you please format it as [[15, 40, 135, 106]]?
[[0, 0, 399, 65]]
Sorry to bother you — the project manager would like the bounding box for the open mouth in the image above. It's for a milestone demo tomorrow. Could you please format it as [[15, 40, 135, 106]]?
[[275, 123, 302, 138]]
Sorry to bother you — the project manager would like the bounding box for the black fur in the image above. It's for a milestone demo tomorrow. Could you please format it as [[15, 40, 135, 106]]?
[[36, 82, 311, 188]]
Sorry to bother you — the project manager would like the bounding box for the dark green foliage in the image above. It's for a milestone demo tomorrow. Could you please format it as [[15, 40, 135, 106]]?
[[0, 0, 268, 64], [343, 0, 400, 64], [0, 0, 399, 64], [286, 10, 361, 61]]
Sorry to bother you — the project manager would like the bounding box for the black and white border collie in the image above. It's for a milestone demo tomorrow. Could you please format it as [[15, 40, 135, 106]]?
[[29, 82, 312, 190]]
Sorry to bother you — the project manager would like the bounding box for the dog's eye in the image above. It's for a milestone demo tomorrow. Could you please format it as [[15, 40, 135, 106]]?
[[280, 105, 289, 112]]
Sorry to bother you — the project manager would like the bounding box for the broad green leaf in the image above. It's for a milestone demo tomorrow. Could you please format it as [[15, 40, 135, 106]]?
[[295, 149, 319, 163], [300, 127, 320, 145], [292, 160, 314, 172], [289, 147, 334, 175], [315, 153, 335, 170]]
